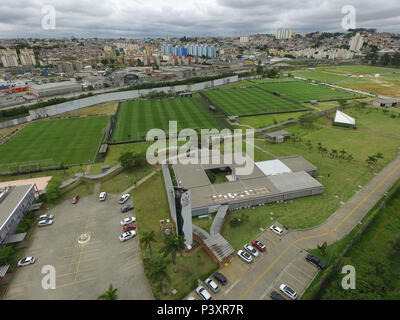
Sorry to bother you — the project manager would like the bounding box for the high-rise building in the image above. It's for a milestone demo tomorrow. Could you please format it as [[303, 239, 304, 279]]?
[[19, 49, 36, 66], [240, 35, 249, 43], [0, 49, 19, 67], [276, 28, 293, 40], [349, 33, 364, 52]]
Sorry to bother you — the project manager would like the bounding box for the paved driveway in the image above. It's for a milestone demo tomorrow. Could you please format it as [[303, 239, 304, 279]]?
[[3, 193, 153, 300]]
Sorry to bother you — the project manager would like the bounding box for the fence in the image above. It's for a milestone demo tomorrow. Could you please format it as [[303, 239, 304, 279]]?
[[0, 76, 239, 130]]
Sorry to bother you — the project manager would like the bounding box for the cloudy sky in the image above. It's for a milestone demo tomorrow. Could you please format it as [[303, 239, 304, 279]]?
[[0, 0, 399, 38]]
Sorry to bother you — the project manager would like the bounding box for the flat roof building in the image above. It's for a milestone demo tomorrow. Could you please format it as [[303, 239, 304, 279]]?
[[0, 184, 36, 245], [169, 152, 323, 216]]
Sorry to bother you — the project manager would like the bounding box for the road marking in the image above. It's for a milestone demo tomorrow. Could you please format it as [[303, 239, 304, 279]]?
[[291, 264, 316, 279], [62, 248, 99, 258], [223, 279, 240, 296], [74, 216, 90, 282], [239, 161, 400, 299], [56, 277, 96, 289], [121, 261, 140, 272], [58, 257, 99, 267], [284, 270, 306, 286], [56, 268, 96, 279]]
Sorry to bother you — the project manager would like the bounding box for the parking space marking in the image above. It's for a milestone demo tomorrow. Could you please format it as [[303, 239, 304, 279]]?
[[120, 246, 138, 254], [56, 277, 96, 289], [56, 268, 96, 279], [125, 253, 137, 261], [74, 216, 90, 282], [7, 280, 32, 288], [284, 269, 307, 286], [57, 257, 99, 268], [222, 279, 240, 296], [290, 264, 316, 279], [62, 248, 100, 258], [121, 261, 140, 272]]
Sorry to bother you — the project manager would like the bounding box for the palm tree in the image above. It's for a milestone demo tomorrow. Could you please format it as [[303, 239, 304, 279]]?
[[141, 230, 156, 262], [346, 153, 354, 162], [160, 235, 185, 273], [330, 149, 338, 159], [98, 284, 118, 300], [339, 149, 347, 160], [366, 155, 377, 166], [150, 257, 170, 296]]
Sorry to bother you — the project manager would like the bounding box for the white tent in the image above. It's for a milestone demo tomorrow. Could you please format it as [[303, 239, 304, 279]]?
[[333, 110, 356, 128]]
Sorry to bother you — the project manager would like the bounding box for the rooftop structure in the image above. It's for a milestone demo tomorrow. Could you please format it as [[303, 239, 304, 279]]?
[[333, 110, 356, 128]]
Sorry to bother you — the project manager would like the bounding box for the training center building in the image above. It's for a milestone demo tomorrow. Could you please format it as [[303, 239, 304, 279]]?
[[0, 184, 36, 245], [169, 153, 323, 217]]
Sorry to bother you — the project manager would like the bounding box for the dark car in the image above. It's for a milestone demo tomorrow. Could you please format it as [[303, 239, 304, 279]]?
[[121, 204, 134, 213], [213, 272, 227, 285], [305, 254, 327, 270], [270, 291, 286, 300]]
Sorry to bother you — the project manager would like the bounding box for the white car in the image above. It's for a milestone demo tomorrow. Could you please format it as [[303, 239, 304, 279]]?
[[99, 192, 107, 201], [18, 256, 35, 267], [38, 214, 53, 220], [38, 219, 53, 227], [270, 225, 283, 235], [119, 230, 136, 242], [118, 194, 130, 204], [280, 284, 298, 300], [186, 295, 196, 300], [196, 285, 212, 300], [120, 217, 136, 226], [237, 249, 253, 263], [205, 277, 219, 293], [244, 244, 259, 257]]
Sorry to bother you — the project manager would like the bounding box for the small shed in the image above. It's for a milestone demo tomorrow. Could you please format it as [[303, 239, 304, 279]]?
[[371, 99, 399, 108], [263, 130, 291, 143]]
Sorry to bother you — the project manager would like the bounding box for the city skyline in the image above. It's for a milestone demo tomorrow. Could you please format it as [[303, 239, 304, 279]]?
[[0, 0, 399, 39]]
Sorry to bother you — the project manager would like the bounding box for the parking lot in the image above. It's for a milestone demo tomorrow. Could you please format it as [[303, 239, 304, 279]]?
[[3, 192, 153, 300], [188, 222, 319, 301]]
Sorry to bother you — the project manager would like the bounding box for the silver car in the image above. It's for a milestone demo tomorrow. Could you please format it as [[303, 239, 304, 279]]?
[[18, 256, 36, 267], [38, 219, 53, 227]]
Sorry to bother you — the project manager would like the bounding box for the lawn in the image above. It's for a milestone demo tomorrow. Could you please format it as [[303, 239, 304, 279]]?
[[222, 106, 400, 250], [236, 111, 313, 130], [0, 116, 108, 172], [202, 87, 307, 116], [132, 172, 219, 300], [291, 70, 366, 84], [111, 97, 220, 143], [256, 81, 359, 102]]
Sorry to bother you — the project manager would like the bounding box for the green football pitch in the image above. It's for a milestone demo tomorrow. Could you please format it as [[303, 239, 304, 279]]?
[[111, 98, 221, 142], [0, 116, 108, 169], [202, 87, 307, 116], [256, 81, 358, 102]]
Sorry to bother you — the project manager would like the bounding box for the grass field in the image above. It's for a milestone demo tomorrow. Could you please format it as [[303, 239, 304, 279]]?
[[0, 116, 108, 170], [112, 98, 221, 142], [291, 70, 366, 84], [202, 87, 307, 116], [256, 81, 358, 102]]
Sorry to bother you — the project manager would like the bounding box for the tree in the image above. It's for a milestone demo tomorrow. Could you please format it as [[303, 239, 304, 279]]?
[[317, 241, 328, 256], [160, 235, 186, 273], [0, 245, 15, 265], [346, 153, 354, 162], [118, 152, 137, 169], [339, 149, 347, 160], [98, 284, 118, 300], [150, 257, 170, 295], [366, 155, 377, 166], [141, 230, 156, 262], [45, 177, 61, 202]]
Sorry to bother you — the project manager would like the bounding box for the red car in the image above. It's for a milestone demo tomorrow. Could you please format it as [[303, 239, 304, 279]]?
[[72, 195, 79, 204], [123, 223, 136, 232], [251, 240, 266, 252]]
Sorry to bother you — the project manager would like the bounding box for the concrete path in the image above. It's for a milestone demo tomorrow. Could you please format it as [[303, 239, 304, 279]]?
[[218, 155, 400, 300], [121, 170, 158, 195]]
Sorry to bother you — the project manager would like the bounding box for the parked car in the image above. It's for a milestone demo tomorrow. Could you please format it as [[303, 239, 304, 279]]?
[[122, 223, 136, 232], [72, 195, 79, 204], [270, 291, 286, 300], [121, 204, 134, 213], [279, 284, 297, 300], [186, 295, 196, 300], [205, 277, 219, 293], [305, 254, 327, 270], [213, 272, 227, 285], [237, 249, 253, 263], [38, 219, 53, 227], [118, 194, 130, 204], [244, 244, 259, 257], [196, 285, 212, 300], [99, 192, 107, 201], [17, 256, 35, 267], [251, 239, 266, 252], [270, 225, 283, 235], [38, 214, 53, 221], [119, 230, 136, 242], [120, 217, 136, 226]]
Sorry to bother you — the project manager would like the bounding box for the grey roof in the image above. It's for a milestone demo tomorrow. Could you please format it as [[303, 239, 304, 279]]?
[[268, 171, 322, 193], [263, 130, 292, 138], [0, 184, 34, 230], [4, 232, 27, 244], [279, 155, 317, 174]]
